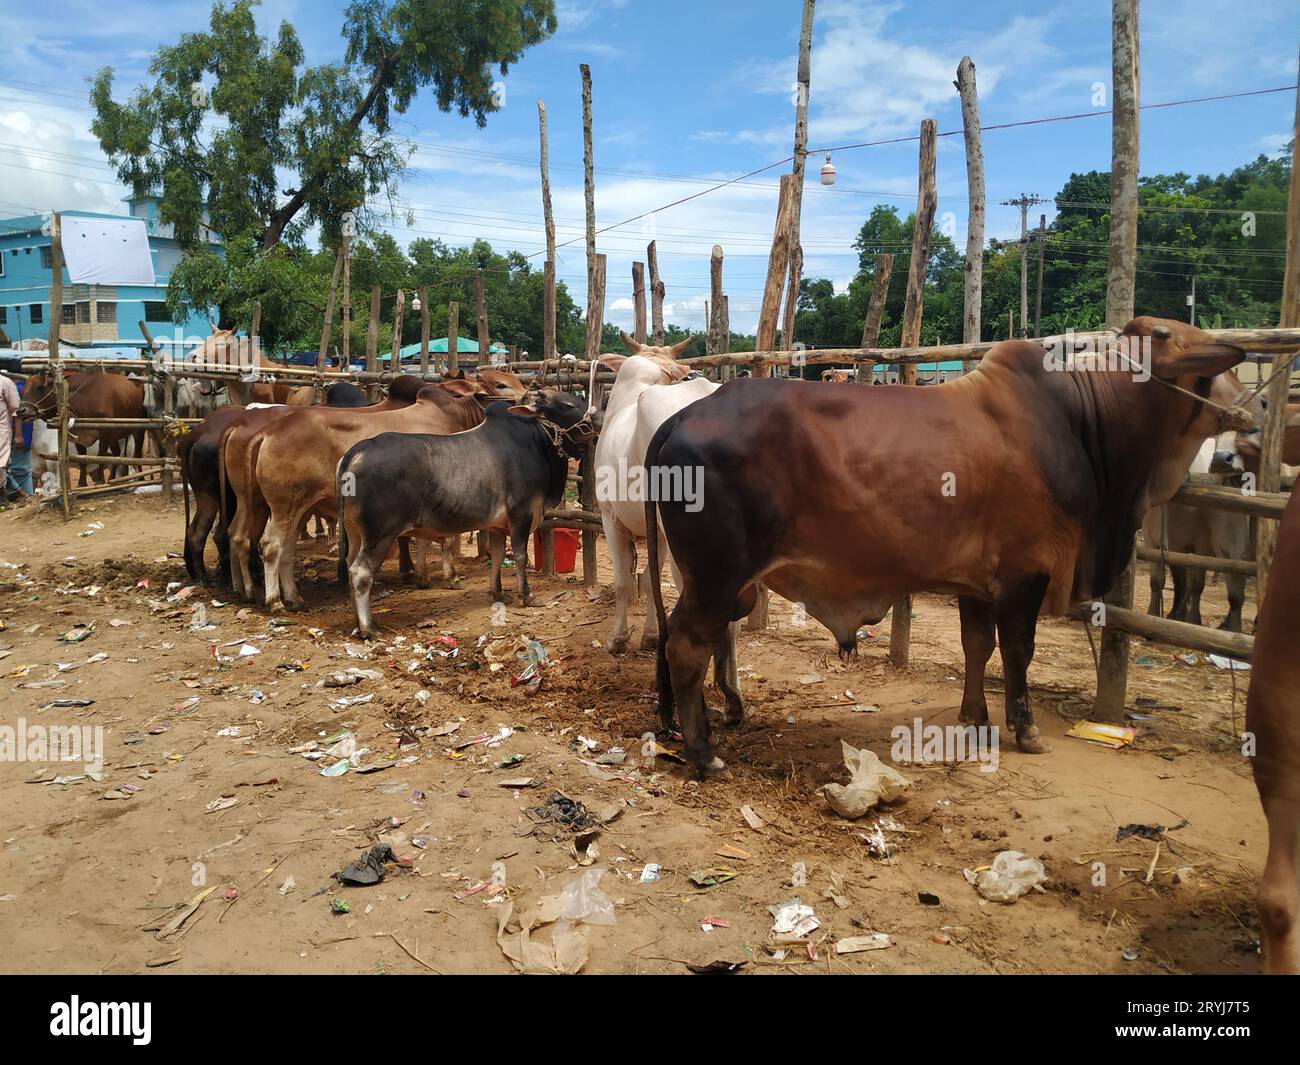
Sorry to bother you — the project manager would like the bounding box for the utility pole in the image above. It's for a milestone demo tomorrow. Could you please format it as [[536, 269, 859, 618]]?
[[1034, 213, 1046, 337], [1001, 193, 1046, 337], [1187, 273, 1196, 324]]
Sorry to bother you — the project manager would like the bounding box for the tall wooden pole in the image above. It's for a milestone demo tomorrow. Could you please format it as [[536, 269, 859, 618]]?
[[1035, 213, 1047, 337], [539, 99, 558, 360], [341, 230, 351, 368], [632, 261, 647, 346], [317, 247, 343, 387], [365, 284, 380, 376], [1256, 45, 1300, 602], [756, 174, 798, 371], [1095, 0, 1141, 722], [475, 270, 489, 370], [647, 240, 665, 345], [708, 246, 725, 358], [780, 0, 815, 352], [956, 56, 984, 371], [889, 119, 937, 668], [447, 301, 460, 369], [857, 253, 893, 384], [581, 64, 601, 361], [581, 251, 607, 586], [419, 285, 430, 376], [49, 212, 71, 518], [390, 288, 405, 368]]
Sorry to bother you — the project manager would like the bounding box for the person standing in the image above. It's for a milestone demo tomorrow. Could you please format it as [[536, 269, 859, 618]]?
[[1, 373, 31, 505]]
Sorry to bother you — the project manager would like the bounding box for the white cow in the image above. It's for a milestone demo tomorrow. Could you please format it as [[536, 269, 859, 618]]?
[[594, 335, 719, 655]]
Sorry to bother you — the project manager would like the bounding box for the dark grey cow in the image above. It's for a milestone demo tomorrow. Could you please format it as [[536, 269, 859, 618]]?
[[337, 390, 593, 638]]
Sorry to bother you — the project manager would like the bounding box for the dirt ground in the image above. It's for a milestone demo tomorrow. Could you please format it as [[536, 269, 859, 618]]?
[[0, 492, 1267, 975]]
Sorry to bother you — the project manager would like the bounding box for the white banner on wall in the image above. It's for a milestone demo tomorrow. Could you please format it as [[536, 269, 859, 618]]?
[[60, 216, 156, 286]]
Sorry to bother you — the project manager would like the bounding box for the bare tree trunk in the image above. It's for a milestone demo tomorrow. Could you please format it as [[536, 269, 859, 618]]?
[[956, 56, 984, 371]]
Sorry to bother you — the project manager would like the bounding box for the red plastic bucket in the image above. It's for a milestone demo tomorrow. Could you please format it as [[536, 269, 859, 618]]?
[[533, 527, 580, 573]]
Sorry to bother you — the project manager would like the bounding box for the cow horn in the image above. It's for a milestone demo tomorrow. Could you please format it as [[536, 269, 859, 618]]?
[[1151, 325, 1172, 339], [620, 331, 642, 355], [668, 337, 693, 358]]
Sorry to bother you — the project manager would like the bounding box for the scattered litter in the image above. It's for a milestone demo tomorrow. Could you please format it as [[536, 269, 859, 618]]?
[[701, 915, 731, 931], [715, 844, 752, 861], [61, 625, 93, 643], [1116, 820, 1188, 843], [835, 934, 892, 954], [321, 667, 382, 687], [334, 844, 399, 886], [639, 864, 662, 883], [769, 899, 819, 938], [798, 673, 823, 685], [821, 740, 912, 819], [851, 703, 880, 713], [687, 959, 746, 974], [495, 867, 615, 975], [964, 851, 1047, 903], [278, 876, 296, 897], [526, 792, 595, 835], [740, 805, 765, 831], [689, 869, 738, 889], [205, 797, 239, 813], [1207, 654, 1249, 671], [1065, 721, 1136, 749]]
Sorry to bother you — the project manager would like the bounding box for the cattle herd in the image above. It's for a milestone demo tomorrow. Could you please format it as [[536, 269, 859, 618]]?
[[9, 315, 1298, 973]]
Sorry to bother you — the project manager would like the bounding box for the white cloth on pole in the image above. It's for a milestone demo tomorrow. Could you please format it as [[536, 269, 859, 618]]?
[[60, 216, 156, 285]]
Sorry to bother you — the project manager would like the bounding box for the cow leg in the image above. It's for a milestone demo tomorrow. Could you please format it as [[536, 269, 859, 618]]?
[[1257, 797, 1300, 974], [1169, 566, 1192, 623], [228, 510, 254, 601], [640, 537, 674, 652], [602, 511, 636, 654], [188, 499, 217, 584], [487, 531, 509, 603], [665, 589, 730, 773], [995, 575, 1051, 754], [349, 537, 391, 641], [508, 519, 539, 607], [1222, 572, 1246, 633], [398, 537, 417, 584], [957, 596, 995, 725], [261, 516, 303, 611], [1146, 558, 1165, 618], [1185, 567, 1206, 628], [441, 536, 462, 589], [712, 620, 745, 726]]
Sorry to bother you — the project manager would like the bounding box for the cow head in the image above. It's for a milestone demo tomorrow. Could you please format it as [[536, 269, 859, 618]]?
[[473, 368, 529, 402], [509, 388, 595, 458], [15, 371, 57, 420], [621, 331, 693, 364]]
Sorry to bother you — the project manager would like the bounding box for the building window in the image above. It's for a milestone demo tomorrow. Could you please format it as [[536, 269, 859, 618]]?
[[61, 304, 75, 325], [41, 246, 53, 270], [76, 303, 90, 324], [0, 307, 7, 324], [96, 301, 116, 324], [144, 301, 171, 323], [0, 253, 5, 277], [30, 304, 43, 324]]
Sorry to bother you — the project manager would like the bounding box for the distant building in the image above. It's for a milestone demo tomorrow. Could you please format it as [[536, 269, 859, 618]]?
[[0, 195, 218, 352]]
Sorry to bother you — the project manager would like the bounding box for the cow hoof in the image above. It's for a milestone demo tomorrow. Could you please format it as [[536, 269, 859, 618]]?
[[700, 756, 728, 777], [1015, 727, 1052, 754], [958, 706, 989, 725], [445, 578, 463, 590], [521, 594, 539, 608], [604, 636, 629, 656], [638, 632, 660, 651], [722, 704, 746, 727]]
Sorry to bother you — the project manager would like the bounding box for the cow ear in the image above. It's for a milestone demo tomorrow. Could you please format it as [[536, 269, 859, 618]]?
[[1151, 339, 1244, 379], [440, 379, 479, 396], [507, 404, 540, 418], [597, 353, 627, 373], [668, 337, 693, 358], [620, 331, 642, 355]]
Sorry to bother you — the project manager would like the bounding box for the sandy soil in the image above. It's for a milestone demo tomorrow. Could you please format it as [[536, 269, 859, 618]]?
[[0, 492, 1266, 975]]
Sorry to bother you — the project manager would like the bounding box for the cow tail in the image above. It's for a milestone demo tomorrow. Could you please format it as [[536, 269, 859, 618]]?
[[181, 441, 193, 578], [644, 426, 674, 728], [336, 457, 350, 588], [217, 427, 231, 543]]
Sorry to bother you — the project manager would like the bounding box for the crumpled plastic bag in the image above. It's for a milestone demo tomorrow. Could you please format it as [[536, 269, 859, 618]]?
[[821, 740, 912, 819], [965, 850, 1047, 902], [496, 867, 616, 975]]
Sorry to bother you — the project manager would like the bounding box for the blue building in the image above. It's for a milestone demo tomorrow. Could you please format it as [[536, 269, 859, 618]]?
[[0, 195, 218, 354]]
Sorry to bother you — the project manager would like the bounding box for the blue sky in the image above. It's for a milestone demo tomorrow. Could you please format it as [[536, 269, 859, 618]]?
[[0, 0, 1296, 335]]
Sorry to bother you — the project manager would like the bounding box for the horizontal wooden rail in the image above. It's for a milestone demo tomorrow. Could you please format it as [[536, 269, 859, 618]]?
[[1171, 483, 1290, 519], [1067, 601, 1253, 660], [1135, 544, 1257, 576]]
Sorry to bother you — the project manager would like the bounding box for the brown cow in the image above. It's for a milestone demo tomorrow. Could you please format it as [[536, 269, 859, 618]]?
[[236, 370, 528, 609], [1248, 489, 1300, 973], [181, 383, 371, 583], [192, 328, 292, 405], [223, 375, 428, 600], [1235, 401, 1300, 476], [19, 369, 148, 484], [644, 317, 1252, 771]]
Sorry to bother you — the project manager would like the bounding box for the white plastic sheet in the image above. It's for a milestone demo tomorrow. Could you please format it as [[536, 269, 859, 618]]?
[[60, 216, 155, 285]]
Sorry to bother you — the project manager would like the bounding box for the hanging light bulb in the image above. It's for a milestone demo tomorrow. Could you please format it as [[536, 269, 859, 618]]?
[[820, 152, 836, 186], [410, 291, 421, 312]]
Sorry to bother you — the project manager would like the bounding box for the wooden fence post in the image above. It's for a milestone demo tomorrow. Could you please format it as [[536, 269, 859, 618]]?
[[708, 246, 725, 361], [341, 229, 351, 368], [365, 284, 380, 399], [1094, 0, 1141, 722], [889, 119, 937, 668], [48, 212, 71, 518], [857, 253, 894, 384], [1256, 46, 1300, 601], [633, 261, 647, 346], [419, 286, 431, 376], [390, 288, 405, 370], [956, 56, 984, 370], [448, 301, 460, 369], [780, 0, 815, 353], [318, 247, 343, 396], [539, 99, 558, 360], [756, 174, 797, 371], [648, 240, 665, 346], [475, 270, 489, 370]]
